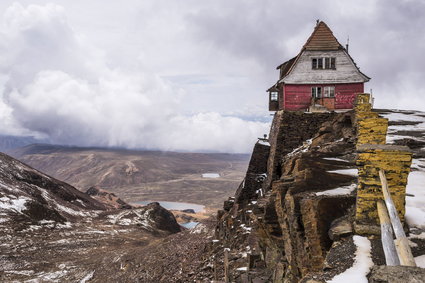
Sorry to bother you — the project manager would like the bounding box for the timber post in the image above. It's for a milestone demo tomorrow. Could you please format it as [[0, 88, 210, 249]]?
[[379, 170, 416, 267], [377, 200, 400, 266]]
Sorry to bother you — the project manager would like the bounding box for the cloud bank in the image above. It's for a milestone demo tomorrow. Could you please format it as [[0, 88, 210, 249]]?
[[0, 3, 269, 153], [1, 1, 425, 152]]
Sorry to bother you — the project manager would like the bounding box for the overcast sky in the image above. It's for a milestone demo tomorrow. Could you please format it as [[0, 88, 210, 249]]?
[[0, 0, 424, 153]]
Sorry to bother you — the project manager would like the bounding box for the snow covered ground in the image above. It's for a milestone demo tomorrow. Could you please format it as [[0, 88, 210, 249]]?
[[382, 111, 425, 230], [328, 236, 373, 283], [381, 110, 425, 268]]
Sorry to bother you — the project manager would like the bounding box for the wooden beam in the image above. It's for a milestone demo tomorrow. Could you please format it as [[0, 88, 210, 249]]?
[[377, 200, 400, 266], [224, 249, 229, 283], [379, 169, 416, 267]]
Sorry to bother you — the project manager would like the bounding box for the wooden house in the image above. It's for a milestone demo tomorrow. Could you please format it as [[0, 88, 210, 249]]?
[[268, 21, 370, 111]]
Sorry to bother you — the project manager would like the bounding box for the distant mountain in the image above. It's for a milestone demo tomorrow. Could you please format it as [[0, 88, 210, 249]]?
[[0, 135, 45, 152], [0, 151, 106, 225], [10, 144, 250, 208]]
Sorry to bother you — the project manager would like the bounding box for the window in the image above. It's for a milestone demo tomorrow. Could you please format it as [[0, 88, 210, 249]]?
[[330, 57, 336, 69], [312, 87, 322, 98], [317, 58, 323, 69], [324, 86, 335, 98], [270, 91, 278, 101], [312, 57, 336, 69]]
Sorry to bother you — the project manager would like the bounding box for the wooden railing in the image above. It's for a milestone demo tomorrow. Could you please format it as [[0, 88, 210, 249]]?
[[377, 169, 416, 266]]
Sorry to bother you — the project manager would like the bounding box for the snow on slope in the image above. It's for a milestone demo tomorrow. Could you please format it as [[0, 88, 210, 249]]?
[[382, 110, 425, 230], [381, 110, 425, 268], [0, 152, 106, 225]]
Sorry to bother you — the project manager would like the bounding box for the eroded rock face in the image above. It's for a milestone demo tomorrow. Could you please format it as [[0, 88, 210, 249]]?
[[214, 111, 360, 282]]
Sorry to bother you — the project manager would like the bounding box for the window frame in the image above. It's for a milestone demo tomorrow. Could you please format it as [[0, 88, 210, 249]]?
[[270, 91, 278, 102], [323, 86, 335, 98], [312, 57, 336, 70], [311, 87, 322, 98]]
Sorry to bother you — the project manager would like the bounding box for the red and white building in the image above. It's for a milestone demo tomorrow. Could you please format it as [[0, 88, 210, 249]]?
[[268, 21, 370, 111]]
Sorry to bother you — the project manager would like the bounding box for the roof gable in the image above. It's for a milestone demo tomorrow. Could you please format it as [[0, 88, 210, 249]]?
[[267, 21, 370, 91], [303, 21, 342, 51]]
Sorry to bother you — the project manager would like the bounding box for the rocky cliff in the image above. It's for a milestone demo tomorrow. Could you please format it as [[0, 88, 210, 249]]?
[[208, 109, 425, 282]]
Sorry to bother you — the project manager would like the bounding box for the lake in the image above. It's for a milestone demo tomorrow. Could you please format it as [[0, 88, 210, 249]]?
[[180, 222, 199, 229]]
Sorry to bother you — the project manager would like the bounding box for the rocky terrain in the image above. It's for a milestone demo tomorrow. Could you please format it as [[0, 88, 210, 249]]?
[[1, 109, 425, 282], [203, 109, 425, 282], [0, 152, 182, 282], [7, 145, 249, 209]]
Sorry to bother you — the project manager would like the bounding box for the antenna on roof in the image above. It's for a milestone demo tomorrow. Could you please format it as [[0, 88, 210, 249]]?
[[346, 36, 350, 53]]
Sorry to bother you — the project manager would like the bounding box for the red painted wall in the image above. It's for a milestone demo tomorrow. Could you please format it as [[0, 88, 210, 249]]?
[[282, 83, 364, 111]]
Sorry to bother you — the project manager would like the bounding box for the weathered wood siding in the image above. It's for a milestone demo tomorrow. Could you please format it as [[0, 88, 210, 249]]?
[[283, 84, 311, 110], [283, 83, 364, 111], [335, 83, 364, 109], [282, 50, 368, 84]]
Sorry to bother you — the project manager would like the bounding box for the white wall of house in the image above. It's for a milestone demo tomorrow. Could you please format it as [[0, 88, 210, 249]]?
[[281, 50, 368, 84]]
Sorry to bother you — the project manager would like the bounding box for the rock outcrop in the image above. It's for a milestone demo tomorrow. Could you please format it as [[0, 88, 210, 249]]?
[[213, 111, 360, 282], [0, 152, 106, 226], [86, 186, 133, 209]]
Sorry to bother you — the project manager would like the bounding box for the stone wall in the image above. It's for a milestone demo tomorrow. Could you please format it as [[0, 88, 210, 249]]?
[[354, 93, 412, 234]]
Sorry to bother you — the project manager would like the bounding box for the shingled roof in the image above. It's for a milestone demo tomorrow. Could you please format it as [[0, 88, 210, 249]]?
[[268, 21, 369, 91], [303, 21, 342, 51], [275, 21, 343, 72]]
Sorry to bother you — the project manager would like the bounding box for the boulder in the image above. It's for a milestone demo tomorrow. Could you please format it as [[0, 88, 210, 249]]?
[[368, 265, 425, 283]]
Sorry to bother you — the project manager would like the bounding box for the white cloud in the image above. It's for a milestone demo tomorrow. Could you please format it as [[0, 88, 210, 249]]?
[[1, 1, 425, 152], [0, 3, 269, 153]]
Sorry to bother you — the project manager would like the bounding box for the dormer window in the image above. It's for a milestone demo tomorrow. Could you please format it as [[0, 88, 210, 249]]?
[[312, 57, 336, 69]]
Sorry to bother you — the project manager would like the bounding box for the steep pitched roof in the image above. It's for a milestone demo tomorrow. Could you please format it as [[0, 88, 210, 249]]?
[[303, 21, 342, 51], [274, 21, 342, 78], [268, 21, 370, 91]]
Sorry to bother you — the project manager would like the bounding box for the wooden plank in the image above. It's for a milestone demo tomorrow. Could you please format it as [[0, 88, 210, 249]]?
[[379, 169, 416, 266], [377, 200, 400, 266], [224, 249, 229, 283]]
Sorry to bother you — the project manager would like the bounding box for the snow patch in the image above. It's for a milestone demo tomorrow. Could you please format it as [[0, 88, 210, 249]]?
[[381, 112, 425, 122], [415, 254, 425, 268], [190, 223, 208, 234], [0, 196, 28, 213], [315, 183, 356, 196], [405, 171, 425, 228], [327, 235, 373, 283], [258, 140, 270, 146], [287, 139, 312, 157], [322, 157, 349, 162], [327, 169, 358, 177], [80, 270, 95, 283]]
